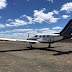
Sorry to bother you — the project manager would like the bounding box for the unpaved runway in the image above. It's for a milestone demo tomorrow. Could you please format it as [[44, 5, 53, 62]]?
[[0, 41, 72, 72]]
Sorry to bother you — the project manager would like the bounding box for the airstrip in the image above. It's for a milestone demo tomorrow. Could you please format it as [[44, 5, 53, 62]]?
[[0, 41, 72, 72]]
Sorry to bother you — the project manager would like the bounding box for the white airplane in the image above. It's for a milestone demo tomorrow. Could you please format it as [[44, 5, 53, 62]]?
[[0, 19, 72, 48]]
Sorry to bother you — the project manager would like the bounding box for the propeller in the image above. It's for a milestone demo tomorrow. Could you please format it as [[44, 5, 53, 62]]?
[[28, 33, 29, 38], [27, 33, 36, 39]]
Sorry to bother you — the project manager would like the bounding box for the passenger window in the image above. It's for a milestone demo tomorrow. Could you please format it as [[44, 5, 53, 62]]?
[[39, 35, 41, 37], [43, 35, 45, 38], [47, 35, 49, 37]]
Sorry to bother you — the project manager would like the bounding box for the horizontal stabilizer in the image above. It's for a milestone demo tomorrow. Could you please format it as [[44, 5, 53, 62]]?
[[54, 33, 60, 34]]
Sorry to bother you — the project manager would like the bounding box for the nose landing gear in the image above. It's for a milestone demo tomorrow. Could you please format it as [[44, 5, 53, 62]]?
[[48, 43, 51, 48]]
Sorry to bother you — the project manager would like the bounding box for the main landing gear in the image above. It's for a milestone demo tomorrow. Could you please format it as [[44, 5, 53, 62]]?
[[29, 43, 51, 48], [48, 43, 51, 48]]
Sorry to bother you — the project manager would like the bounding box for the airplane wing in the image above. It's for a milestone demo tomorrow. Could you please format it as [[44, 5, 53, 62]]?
[[0, 38, 17, 41], [0, 38, 39, 43]]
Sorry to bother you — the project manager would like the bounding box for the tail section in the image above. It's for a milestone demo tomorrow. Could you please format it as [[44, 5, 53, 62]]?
[[60, 19, 72, 38]]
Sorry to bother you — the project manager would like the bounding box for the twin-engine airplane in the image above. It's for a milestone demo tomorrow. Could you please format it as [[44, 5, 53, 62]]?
[[0, 19, 72, 48]]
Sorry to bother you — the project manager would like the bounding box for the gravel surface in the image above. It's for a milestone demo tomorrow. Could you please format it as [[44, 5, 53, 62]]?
[[0, 41, 72, 72]]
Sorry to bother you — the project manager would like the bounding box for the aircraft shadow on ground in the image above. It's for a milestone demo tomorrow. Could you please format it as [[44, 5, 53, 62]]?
[[26, 47, 72, 56], [0, 47, 72, 56]]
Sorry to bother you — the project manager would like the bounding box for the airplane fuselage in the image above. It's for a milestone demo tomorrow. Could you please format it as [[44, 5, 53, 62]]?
[[27, 35, 64, 43]]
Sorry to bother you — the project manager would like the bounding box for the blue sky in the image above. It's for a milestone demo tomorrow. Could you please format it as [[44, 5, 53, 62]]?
[[0, 0, 72, 39]]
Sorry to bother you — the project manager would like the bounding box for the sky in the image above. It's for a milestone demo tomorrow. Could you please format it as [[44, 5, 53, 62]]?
[[0, 0, 72, 39]]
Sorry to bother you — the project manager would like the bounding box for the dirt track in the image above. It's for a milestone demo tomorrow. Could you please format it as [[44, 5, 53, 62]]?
[[0, 41, 72, 72]]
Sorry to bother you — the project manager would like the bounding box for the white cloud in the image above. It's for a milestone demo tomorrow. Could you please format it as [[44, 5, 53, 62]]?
[[39, 30, 58, 35], [38, 28, 58, 35], [0, 29, 58, 39], [6, 8, 60, 27], [0, 28, 46, 33], [0, 28, 59, 39], [0, 24, 5, 28], [12, 29, 33, 32], [0, 29, 33, 33], [6, 19, 27, 27], [33, 8, 60, 23], [39, 28, 49, 31], [0, 0, 7, 9], [60, 2, 72, 13], [0, 29, 34, 33], [20, 14, 26, 18], [53, 10, 59, 14], [49, 18, 60, 23], [0, 16, 2, 18], [22, 14, 33, 24], [53, 26, 62, 29], [62, 15, 70, 19], [7, 19, 13, 22], [0, 33, 28, 40], [12, 19, 27, 26], [47, 0, 54, 3]]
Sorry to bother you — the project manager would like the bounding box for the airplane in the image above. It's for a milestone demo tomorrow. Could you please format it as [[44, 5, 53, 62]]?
[[0, 19, 72, 48]]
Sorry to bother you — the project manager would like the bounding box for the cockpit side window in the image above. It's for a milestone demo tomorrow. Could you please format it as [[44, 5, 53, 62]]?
[[35, 35, 37, 37]]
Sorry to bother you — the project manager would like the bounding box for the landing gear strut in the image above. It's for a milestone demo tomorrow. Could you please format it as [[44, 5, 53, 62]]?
[[30, 43, 32, 48], [48, 43, 51, 48]]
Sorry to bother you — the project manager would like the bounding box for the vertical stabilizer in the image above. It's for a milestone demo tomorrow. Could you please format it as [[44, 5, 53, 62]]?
[[60, 19, 72, 37]]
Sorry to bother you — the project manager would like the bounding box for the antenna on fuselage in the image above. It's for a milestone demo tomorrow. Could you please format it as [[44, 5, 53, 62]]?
[[28, 33, 29, 38]]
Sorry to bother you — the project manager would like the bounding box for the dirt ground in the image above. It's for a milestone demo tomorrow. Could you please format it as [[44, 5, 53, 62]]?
[[0, 41, 72, 72]]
